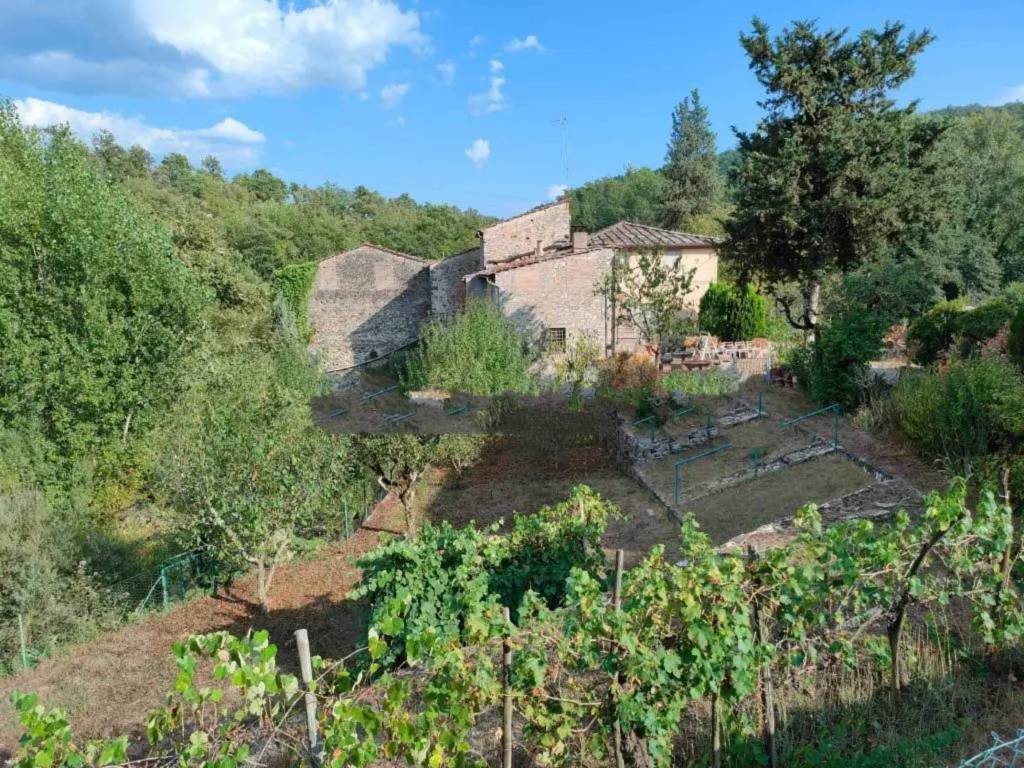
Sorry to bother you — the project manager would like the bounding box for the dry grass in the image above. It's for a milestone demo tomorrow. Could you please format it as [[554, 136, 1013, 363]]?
[[646, 418, 819, 491], [680, 454, 874, 544]]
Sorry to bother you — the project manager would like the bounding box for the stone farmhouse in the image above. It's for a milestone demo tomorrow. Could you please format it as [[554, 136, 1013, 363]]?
[[308, 200, 720, 372]]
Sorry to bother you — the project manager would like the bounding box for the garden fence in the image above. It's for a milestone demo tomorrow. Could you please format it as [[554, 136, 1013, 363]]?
[[3, 478, 384, 675], [959, 730, 1024, 767]]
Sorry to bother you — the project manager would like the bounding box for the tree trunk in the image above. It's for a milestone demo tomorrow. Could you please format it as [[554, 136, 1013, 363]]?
[[256, 560, 270, 613], [886, 514, 963, 692], [887, 609, 906, 693], [623, 730, 655, 768], [802, 279, 821, 339]]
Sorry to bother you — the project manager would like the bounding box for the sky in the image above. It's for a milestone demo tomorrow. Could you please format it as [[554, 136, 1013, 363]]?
[[2, 0, 1022, 217]]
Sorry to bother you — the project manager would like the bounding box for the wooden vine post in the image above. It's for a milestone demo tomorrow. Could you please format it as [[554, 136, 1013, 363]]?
[[294, 628, 319, 760], [747, 547, 778, 768], [612, 549, 626, 768], [502, 606, 513, 768], [711, 693, 722, 768]]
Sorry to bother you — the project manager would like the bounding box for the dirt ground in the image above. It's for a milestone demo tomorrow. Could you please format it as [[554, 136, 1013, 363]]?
[[0, 521, 398, 752], [643, 418, 820, 493], [741, 379, 947, 492], [414, 436, 682, 567], [683, 453, 875, 544], [0, 376, 950, 753], [311, 368, 488, 436]]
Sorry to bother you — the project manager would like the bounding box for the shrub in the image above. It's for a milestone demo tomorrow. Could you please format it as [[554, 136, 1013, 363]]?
[[555, 333, 601, 400], [908, 293, 1024, 365], [661, 369, 740, 396], [955, 298, 1016, 351], [907, 300, 967, 364], [434, 434, 487, 476], [401, 300, 535, 395], [806, 309, 888, 409], [350, 484, 615, 664], [1009, 306, 1024, 369], [0, 490, 118, 671], [893, 358, 1024, 473], [698, 281, 768, 341]]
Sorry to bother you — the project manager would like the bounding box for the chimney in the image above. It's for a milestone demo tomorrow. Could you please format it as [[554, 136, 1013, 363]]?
[[535, 239, 543, 258], [572, 231, 589, 252]]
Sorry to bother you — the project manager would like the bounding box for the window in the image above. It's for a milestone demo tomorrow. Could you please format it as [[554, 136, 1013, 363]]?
[[545, 327, 567, 353]]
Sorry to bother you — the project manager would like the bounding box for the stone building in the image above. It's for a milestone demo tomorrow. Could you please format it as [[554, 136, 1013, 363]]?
[[308, 199, 720, 371]]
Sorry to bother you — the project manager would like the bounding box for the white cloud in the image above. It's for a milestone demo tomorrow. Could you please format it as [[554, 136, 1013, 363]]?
[[380, 82, 409, 108], [469, 62, 506, 115], [436, 60, 455, 85], [14, 97, 265, 168], [505, 35, 543, 53], [464, 138, 490, 168], [396, 115, 407, 126], [996, 84, 1024, 104], [547, 183, 569, 201], [0, 0, 425, 98], [468, 34, 484, 50]]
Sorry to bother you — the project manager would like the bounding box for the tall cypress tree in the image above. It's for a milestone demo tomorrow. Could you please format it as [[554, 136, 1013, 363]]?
[[726, 18, 941, 332], [661, 89, 722, 231]]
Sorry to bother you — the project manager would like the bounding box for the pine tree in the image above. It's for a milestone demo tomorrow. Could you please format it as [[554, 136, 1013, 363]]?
[[661, 89, 721, 231]]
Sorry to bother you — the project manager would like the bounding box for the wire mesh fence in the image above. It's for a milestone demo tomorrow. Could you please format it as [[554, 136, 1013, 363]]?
[[3, 477, 385, 676], [959, 731, 1024, 768]]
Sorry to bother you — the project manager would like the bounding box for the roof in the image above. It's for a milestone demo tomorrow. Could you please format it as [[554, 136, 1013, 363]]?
[[589, 221, 723, 249], [468, 238, 602, 279], [324, 242, 427, 265]]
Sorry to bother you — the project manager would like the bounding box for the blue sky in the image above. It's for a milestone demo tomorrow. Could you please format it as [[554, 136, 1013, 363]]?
[[2, 0, 1022, 216]]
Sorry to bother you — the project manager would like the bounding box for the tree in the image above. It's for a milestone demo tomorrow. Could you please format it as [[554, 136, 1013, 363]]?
[[927, 108, 1024, 294], [234, 169, 289, 203], [661, 89, 722, 230], [155, 329, 354, 612], [571, 167, 669, 232], [0, 105, 207, 458], [434, 434, 486, 477], [351, 435, 438, 535], [200, 155, 224, 179], [725, 18, 941, 333], [598, 251, 695, 358]]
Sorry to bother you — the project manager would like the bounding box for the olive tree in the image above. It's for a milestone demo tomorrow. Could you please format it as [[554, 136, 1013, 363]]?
[[598, 250, 695, 358]]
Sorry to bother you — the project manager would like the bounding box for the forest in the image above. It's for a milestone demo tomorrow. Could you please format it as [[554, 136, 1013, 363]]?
[[2, 13, 1024, 768]]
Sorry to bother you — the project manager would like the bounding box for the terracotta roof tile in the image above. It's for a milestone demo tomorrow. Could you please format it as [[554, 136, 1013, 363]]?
[[589, 221, 722, 249]]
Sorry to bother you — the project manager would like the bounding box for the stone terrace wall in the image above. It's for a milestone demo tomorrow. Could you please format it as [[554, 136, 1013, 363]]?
[[429, 247, 482, 321], [309, 246, 430, 371], [482, 201, 571, 265]]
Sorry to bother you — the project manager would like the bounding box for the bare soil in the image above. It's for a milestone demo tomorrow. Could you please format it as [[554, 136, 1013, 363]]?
[[683, 453, 875, 544], [415, 436, 682, 567], [0, 527, 388, 752]]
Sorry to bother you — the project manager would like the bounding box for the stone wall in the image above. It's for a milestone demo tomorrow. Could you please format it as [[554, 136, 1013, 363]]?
[[481, 201, 571, 265], [493, 247, 614, 349], [429, 247, 482, 320], [308, 246, 431, 371]]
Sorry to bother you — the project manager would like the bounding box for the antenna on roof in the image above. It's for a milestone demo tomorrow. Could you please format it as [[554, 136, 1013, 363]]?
[[553, 115, 570, 191]]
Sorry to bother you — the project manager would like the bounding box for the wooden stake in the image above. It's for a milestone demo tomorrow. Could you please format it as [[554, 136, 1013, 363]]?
[[502, 606, 513, 768], [294, 629, 319, 759], [17, 613, 28, 670], [613, 549, 625, 768], [748, 548, 777, 768], [711, 692, 722, 768]]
